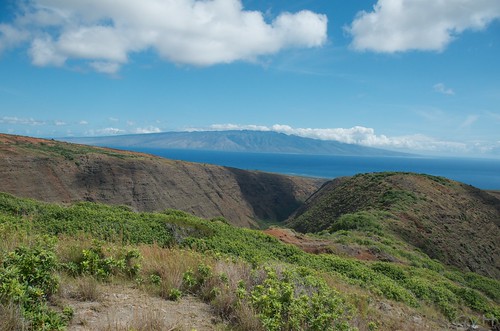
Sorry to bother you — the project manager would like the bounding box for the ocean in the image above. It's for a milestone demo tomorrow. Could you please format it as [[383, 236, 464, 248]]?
[[119, 147, 500, 190]]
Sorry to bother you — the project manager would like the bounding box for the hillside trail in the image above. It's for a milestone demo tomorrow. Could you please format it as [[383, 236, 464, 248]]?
[[60, 283, 222, 331]]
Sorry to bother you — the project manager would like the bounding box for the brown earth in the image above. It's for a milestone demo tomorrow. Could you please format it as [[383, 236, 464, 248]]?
[[59, 283, 222, 331], [288, 173, 500, 279], [0, 133, 323, 228]]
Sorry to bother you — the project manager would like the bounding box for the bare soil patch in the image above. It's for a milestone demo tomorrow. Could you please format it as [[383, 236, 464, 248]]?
[[60, 283, 222, 331]]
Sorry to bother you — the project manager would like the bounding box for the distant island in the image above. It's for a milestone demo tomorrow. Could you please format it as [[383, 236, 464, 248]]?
[[62, 130, 411, 157]]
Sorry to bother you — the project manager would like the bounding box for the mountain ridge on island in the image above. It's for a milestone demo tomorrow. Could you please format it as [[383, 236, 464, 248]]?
[[62, 130, 412, 157]]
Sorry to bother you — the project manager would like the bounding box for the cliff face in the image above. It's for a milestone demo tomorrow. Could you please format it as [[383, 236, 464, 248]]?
[[0, 134, 323, 228]]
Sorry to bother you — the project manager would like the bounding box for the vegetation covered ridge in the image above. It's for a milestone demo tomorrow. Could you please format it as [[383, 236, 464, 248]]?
[[288, 172, 500, 280], [1, 192, 499, 330]]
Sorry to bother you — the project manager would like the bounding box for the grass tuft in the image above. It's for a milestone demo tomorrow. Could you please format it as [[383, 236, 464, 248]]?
[[0, 302, 27, 331]]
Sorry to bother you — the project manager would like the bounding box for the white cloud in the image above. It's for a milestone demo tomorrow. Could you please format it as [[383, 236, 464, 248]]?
[[79, 120, 88, 125], [54, 120, 66, 126], [89, 61, 122, 74], [29, 35, 67, 66], [347, 0, 500, 53], [433, 83, 454, 95], [0, 116, 45, 125], [97, 127, 125, 135], [459, 115, 479, 129], [133, 126, 162, 134], [83, 126, 160, 135], [0, 24, 29, 53], [202, 123, 476, 154], [487, 112, 500, 121], [202, 123, 271, 132], [1, 0, 327, 72]]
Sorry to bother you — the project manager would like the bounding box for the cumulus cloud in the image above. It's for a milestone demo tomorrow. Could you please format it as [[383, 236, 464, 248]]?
[[433, 83, 454, 95], [0, 0, 327, 72], [0, 24, 30, 52], [347, 0, 500, 52], [202, 123, 474, 153]]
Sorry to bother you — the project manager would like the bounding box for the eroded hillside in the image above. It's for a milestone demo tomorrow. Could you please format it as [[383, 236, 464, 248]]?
[[288, 172, 500, 279], [0, 134, 323, 228]]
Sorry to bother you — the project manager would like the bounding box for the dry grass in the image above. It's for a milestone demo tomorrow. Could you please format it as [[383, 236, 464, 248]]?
[[202, 260, 254, 318], [99, 308, 177, 331], [0, 303, 27, 331], [0, 222, 31, 254], [139, 244, 208, 299], [199, 259, 264, 329], [212, 260, 255, 290], [138, 245, 263, 329], [72, 276, 101, 301], [55, 234, 94, 265], [56, 270, 102, 303], [233, 302, 264, 331]]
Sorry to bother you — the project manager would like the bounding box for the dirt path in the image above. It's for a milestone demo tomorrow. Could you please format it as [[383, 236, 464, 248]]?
[[62, 283, 222, 331]]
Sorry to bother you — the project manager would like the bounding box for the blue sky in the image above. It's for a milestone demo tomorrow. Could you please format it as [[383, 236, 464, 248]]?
[[0, 0, 499, 157]]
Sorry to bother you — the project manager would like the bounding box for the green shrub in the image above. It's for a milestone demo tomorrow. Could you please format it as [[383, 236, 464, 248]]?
[[329, 211, 382, 234], [371, 262, 408, 282], [64, 240, 141, 280], [168, 288, 182, 301], [247, 267, 352, 331], [0, 237, 69, 330]]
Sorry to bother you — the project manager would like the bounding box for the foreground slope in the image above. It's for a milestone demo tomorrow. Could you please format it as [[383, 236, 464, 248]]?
[[288, 172, 500, 279], [0, 133, 322, 227], [1, 193, 499, 330]]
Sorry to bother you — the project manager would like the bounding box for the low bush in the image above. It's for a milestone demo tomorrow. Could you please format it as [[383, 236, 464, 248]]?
[[63, 240, 141, 280], [0, 236, 70, 330], [329, 211, 383, 234]]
